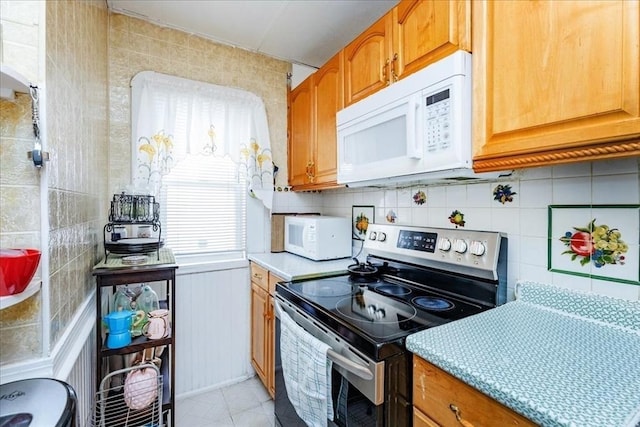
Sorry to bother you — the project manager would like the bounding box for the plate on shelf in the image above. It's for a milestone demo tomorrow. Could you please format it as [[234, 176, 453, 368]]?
[[105, 239, 164, 255], [122, 255, 148, 265], [110, 238, 159, 245]]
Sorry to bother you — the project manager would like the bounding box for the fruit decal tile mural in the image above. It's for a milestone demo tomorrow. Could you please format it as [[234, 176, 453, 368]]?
[[548, 205, 640, 285], [352, 206, 374, 240], [413, 190, 427, 205], [560, 219, 629, 268], [493, 184, 516, 204], [448, 210, 465, 227], [386, 210, 397, 223]]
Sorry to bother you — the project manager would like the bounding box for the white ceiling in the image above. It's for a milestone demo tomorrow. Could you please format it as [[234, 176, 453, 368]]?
[[107, 0, 399, 69]]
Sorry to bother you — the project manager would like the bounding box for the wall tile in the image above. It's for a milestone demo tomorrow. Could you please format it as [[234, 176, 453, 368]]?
[[519, 165, 552, 180], [592, 158, 639, 176], [592, 173, 639, 204], [518, 208, 546, 238], [552, 162, 591, 178], [490, 208, 521, 235], [397, 187, 412, 208], [463, 207, 491, 230], [426, 186, 446, 207], [591, 279, 640, 300], [466, 182, 491, 208], [445, 184, 466, 207], [519, 178, 552, 208], [552, 177, 592, 205]]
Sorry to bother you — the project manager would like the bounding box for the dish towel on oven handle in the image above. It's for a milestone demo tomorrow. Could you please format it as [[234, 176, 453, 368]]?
[[279, 303, 334, 426]]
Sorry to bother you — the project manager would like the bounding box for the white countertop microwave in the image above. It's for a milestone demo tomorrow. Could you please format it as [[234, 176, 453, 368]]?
[[284, 215, 351, 261], [337, 50, 508, 187]]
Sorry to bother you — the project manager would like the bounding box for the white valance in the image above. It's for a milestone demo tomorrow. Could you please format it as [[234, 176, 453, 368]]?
[[131, 71, 274, 209]]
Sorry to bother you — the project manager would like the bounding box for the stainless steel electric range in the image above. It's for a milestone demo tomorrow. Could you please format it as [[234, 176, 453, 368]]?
[[275, 223, 507, 427]]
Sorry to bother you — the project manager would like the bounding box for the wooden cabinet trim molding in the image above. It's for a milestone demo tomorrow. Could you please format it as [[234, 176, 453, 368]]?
[[474, 139, 640, 171]]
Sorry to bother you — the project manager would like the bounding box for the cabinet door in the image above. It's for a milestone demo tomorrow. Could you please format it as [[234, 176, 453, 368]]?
[[266, 272, 283, 397], [393, 0, 470, 81], [288, 76, 314, 186], [266, 296, 275, 398], [473, 0, 640, 172], [250, 281, 269, 386], [313, 52, 342, 186], [343, 13, 392, 107], [413, 356, 536, 427]]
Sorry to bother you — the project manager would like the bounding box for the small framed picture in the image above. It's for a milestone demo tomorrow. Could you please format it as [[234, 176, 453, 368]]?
[[352, 205, 374, 240], [548, 204, 639, 285]]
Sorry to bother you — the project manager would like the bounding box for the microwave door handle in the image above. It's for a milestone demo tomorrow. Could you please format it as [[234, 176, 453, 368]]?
[[407, 94, 422, 159]]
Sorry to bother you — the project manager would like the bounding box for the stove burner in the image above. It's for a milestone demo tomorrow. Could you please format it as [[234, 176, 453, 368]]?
[[292, 280, 353, 297], [412, 296, 454, 311], [374, 284, 411, 296]]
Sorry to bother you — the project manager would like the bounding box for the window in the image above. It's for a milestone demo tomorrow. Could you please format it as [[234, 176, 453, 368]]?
[[130, 72, 273, 260], [161, 154, 246, 257]]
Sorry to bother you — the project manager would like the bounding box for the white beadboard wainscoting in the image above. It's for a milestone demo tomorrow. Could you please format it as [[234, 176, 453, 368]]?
[[64, 329, 96, 426], [175, 263, 254, 398]]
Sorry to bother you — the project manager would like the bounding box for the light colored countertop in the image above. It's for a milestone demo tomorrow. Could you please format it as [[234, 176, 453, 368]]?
[[406, 281, 640, 427], [248, 252, 353, 281]]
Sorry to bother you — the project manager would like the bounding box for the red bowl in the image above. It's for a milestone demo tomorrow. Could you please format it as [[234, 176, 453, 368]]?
[[0, 249, 41, 296]]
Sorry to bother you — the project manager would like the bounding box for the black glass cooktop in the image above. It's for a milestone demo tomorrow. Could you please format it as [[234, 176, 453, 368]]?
[[278, 275, 487, 359]]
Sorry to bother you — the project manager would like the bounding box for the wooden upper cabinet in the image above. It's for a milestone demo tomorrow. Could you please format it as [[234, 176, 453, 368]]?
[[393, 0, 470, 80], [313, 53, 342, 186], [288, 75, 313, 187], [343, 0, 471, 107], [472, 0, 640, 172], [288, 53, 343, 190], [343, 13, 392, 107]]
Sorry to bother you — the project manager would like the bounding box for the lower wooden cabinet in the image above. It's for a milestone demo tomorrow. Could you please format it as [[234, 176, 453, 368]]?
[[414, 407, 440, 427], [413, 356, 536, 427], [250, 262, 283, 398]]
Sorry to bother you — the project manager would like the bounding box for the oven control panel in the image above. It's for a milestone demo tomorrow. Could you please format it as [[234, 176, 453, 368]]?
[[396, 230, 438, 253], [364, 223, 505, 280]]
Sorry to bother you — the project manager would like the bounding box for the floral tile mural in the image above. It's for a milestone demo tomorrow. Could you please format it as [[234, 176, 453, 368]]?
[[548, 205, 640, 285]]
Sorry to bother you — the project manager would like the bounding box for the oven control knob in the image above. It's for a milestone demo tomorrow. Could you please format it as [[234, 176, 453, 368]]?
[[369, 232, 377, 240], [438, 238, 452, 251], [377, 232, 387, 242], [453, 239, 468, 254], [470, 240, 486, 256]]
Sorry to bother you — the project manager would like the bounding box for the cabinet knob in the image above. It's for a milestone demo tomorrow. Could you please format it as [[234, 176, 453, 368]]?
[[253, 273, 263, 280]]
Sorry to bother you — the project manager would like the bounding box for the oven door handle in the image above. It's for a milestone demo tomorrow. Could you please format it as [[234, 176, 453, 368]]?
[[327, 349, 373, 381], [275, 298, 374, 381]]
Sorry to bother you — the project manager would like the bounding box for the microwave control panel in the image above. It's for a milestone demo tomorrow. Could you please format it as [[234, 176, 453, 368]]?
[[424, 87, 451, 153]]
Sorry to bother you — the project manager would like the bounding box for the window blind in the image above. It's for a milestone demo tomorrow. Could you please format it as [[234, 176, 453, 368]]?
[[160, 153, 246, 256]]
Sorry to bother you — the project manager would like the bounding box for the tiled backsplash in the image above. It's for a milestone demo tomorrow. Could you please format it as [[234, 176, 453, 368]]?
[[273, 158, 640, 301]]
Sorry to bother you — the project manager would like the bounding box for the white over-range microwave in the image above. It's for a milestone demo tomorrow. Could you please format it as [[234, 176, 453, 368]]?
[[284, 215, 351, 261], [337, 50, 508, 187]]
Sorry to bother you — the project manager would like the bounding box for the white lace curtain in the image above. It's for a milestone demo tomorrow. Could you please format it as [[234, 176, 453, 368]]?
[[130, 71, 274, 209]]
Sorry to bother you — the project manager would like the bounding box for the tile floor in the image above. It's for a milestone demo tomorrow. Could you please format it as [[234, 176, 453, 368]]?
[[175, 376, 274, 426]]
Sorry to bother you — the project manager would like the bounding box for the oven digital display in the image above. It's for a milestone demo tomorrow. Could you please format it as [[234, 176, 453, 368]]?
[[397, 230, 437, 252]]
